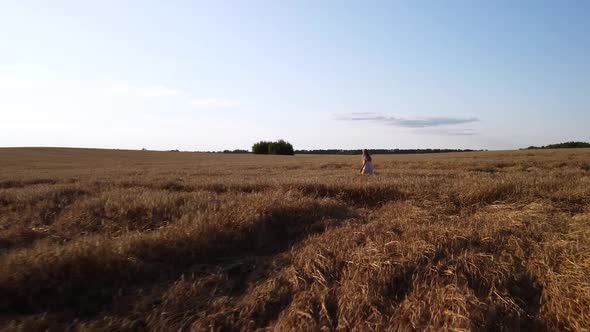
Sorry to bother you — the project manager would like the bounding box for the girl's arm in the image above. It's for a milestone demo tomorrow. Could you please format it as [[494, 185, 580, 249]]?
[[360, 160, 366, 173]]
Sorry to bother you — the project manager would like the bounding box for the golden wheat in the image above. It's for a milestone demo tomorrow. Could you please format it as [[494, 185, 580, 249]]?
[[1, 147, 589, 331]]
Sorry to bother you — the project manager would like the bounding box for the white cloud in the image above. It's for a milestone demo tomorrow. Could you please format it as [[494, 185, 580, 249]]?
[[190, 97, 240, 108], [108, 84, 239, 109], [110, 83, 132, 94], [415, 128, 479, 136], [141, 85, 181, 97], [334, 112, 478, 128], [110, 83, 181, 97]]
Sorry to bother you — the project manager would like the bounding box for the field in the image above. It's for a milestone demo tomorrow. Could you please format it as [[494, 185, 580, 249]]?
[[1, 148, 590, 331]]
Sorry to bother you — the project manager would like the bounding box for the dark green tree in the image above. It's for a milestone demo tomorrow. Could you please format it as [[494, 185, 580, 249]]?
[[252, 141, 271, 154], [252, 140, 294, 155]]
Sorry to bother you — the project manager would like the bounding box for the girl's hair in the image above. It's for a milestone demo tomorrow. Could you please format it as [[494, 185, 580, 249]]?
[[362, 149, 371, 161]]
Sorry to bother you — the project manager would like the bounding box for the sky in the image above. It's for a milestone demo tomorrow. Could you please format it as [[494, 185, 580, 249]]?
[[1, 0, 589, 151]]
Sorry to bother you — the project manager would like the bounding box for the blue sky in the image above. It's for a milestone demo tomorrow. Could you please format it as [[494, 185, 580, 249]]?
[[1, 1, 588, 151]]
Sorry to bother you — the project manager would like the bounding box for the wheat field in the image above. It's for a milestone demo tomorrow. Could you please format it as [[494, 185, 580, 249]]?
[[1, 147, 589, 331]]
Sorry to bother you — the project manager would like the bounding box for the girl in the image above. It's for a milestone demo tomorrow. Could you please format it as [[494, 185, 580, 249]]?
[[360, 149, 374, 175]]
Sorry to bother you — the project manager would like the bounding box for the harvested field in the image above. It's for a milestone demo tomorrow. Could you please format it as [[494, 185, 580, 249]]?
[[1, 147, 589, 331]]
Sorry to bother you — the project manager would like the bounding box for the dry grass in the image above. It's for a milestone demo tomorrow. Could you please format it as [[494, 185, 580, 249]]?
[[1, 147, 589, 331]]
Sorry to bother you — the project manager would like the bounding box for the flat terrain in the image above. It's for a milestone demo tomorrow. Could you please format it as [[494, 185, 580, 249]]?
[[1, 148, 589, 331]]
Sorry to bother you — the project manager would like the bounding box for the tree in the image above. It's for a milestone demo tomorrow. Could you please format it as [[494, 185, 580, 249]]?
[[269, 139, 294, 155], [252, 141, 271, 154], [525, 141, 590, 150], [252, 140, 294, 155]]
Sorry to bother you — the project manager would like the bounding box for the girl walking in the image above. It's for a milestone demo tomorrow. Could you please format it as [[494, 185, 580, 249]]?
[[360, 149, 374, 175]]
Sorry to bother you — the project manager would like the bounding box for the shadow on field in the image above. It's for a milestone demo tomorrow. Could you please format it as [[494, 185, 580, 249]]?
[[290, 183, 406, 208], [497, 274, 544, 331], [429, 236, 545, 331], [468, 273, 545, 331], [0, 187, 88, 250], [37, 188, 89, 225], [0, 179, 58, 189], [117, 180, 270, 195], [0, 200, 356, 320]]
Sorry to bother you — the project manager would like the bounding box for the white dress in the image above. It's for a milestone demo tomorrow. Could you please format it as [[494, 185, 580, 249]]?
[[361, 160, 374, 174]]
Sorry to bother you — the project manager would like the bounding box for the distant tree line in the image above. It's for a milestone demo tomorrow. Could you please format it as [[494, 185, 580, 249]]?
[[221, 149, 250, 154], [175, 147, 482, 155], [252, 140, 294, 155], [525, 141, 590, 150], [295, 148, 479, 155]]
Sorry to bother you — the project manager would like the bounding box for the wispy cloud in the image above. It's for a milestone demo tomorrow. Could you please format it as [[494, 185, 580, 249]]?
[[334, 112, 478, 128], [110, 84, 181, 97], [416, 128, 479, 136], [190, 97, 240, 108], [110, 83, 240, 109], [333, 112, 388, 121], [142, 85, 181, 97]]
